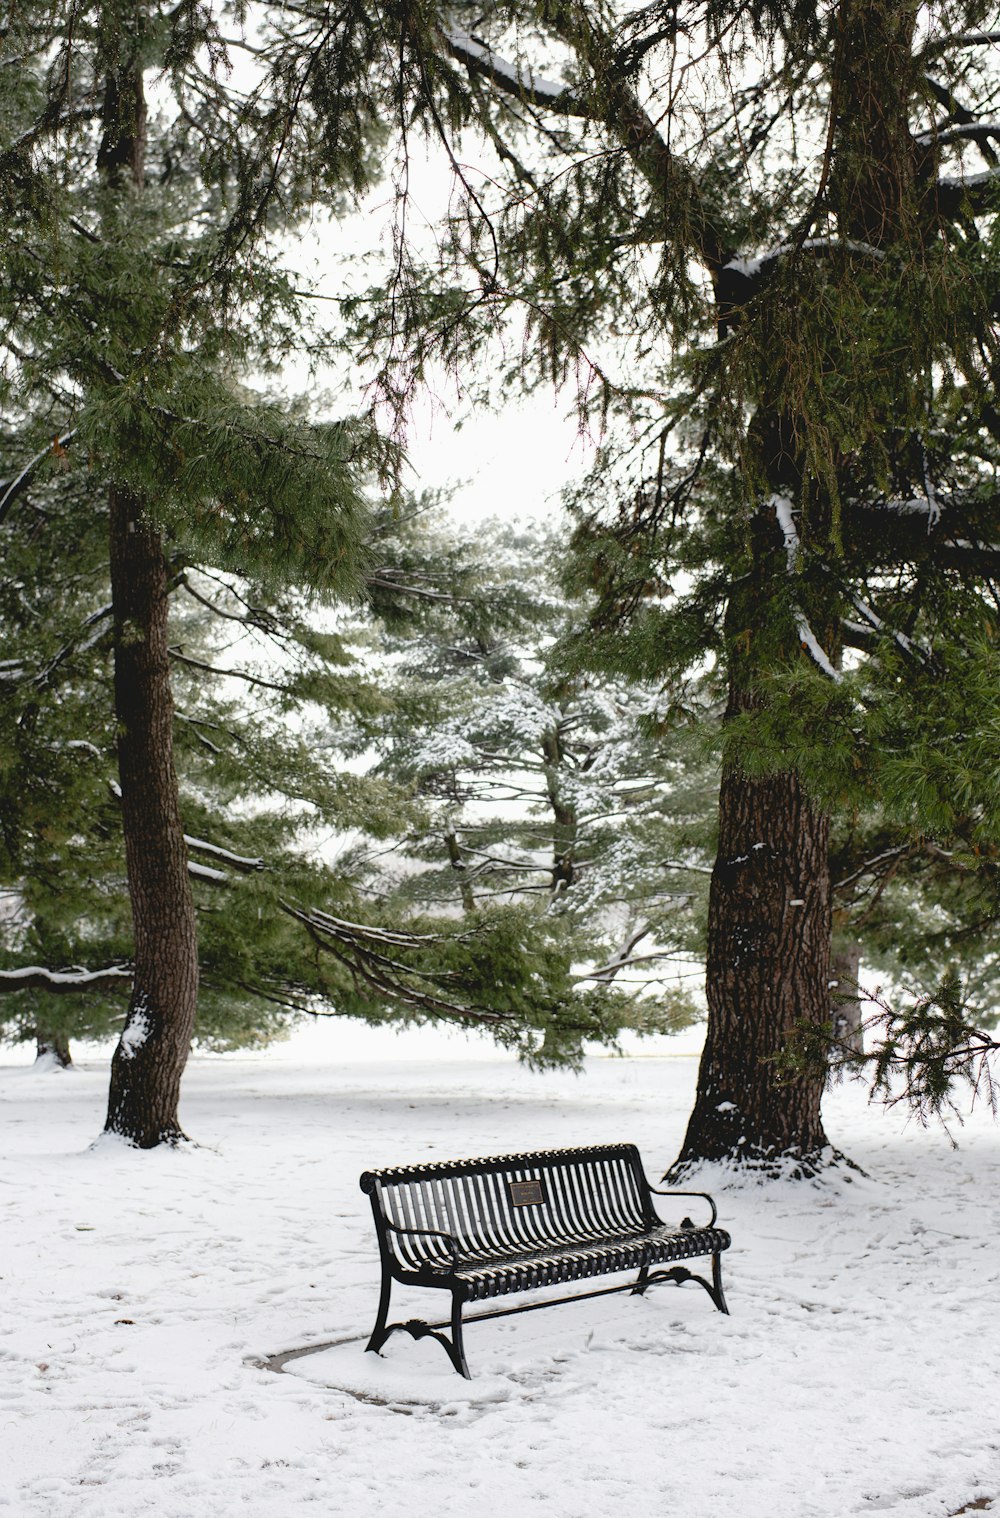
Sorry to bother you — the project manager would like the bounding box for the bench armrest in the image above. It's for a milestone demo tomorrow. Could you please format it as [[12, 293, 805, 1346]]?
[[646, 1186, 718, 1229], [381, 1215, 462, 1265]]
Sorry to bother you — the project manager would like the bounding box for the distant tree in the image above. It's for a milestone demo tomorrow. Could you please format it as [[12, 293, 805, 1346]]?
[[373, 517, 1000, 1088], [370, 516, 708, 1020]]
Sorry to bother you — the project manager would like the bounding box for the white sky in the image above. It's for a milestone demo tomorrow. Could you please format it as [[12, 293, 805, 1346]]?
[[272, 136, 605, 529]]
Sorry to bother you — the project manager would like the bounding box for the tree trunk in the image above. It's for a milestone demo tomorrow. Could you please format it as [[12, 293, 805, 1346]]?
[[541, 727, 576, 893], [104, 486, 199, 1145], [673, 754, 833, 1175], [35, 1030, 72, 1068], [444, 829, 477, 914], [98, 34, 199, 1146], [673, 0, 920, 1174]]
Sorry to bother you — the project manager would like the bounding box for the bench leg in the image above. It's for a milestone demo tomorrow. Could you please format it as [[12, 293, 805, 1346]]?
[[711, 1250, 730, 1315], [365, 1278, 472, 1378], [365, 1266, 393, 1355], [635, 1253, 730, 1314], [448, 1288, 471, 1379]]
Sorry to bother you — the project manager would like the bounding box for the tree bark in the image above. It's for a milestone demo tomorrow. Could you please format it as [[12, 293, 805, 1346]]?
[[104, 486, 199, 1145], [672, 746, 833, 1175]]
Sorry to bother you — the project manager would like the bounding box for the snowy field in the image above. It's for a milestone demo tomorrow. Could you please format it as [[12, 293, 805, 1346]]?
[[1, 1021, 998, 1518]]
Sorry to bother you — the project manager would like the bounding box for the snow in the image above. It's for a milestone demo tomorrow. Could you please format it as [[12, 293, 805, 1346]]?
[[446, 29, 571, 106], [117, 1000, 152, 1059], [771, 491, 800, 571], [187, 860, 231, 883], [0, 964, 131, 987], [795, 609, 843, 681], [184, 838, 264, 871], [937, 168, 1000, 193], [1, 1022, 999, 1518], [724, 237, 885, 279], [0, 430, 76, 519]]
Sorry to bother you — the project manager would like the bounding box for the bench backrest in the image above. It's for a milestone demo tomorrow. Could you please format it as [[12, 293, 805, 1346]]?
[[360, 1143, 654, 1273]]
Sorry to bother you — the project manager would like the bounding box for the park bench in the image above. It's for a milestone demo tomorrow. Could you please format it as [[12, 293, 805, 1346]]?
[[359, 1142, 731, 1377]]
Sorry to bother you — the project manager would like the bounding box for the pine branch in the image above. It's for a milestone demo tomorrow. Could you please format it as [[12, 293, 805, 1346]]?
[[0, 431, 76, 526], [184, 837, 265, 872], [168, 647, 294, 694], [443, 29, 589, 117], [443, 13, 728, 273], [279, 900, 514, 1025]]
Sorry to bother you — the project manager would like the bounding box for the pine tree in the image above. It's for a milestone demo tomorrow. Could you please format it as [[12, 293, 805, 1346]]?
[[0, 3, 380, 1141], [371, 514, 707, 1002], [0, 452, 420, 1064], [255, 0, 1000, 1168]]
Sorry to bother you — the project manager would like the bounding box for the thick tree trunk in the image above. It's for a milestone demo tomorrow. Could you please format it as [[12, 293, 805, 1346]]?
[[103, 489, 199, 1146], [673, 749, 833, 1175], [35, 1030, 72, 1068], [673, 0, 920, 1174], [98, 35, 199, 1147]]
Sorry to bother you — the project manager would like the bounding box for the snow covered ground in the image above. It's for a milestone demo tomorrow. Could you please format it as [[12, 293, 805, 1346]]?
[[1, 1020, 997, 1518]]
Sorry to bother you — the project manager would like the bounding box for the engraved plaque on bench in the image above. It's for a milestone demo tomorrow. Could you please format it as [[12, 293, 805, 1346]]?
[[508, 1178, 546, 1207]]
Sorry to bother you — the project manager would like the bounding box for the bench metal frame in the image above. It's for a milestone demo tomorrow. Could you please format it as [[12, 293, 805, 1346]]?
[[360, 1145, 730, 1378]]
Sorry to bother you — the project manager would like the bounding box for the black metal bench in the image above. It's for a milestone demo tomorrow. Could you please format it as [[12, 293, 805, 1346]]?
[[359, 1142, 731, 1377]]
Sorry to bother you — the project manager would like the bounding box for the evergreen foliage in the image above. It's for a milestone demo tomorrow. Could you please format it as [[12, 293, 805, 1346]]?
[[5, 0, 1000, 1137], [366, 513, 710, 1033], [256, 0, 1000, 1142]]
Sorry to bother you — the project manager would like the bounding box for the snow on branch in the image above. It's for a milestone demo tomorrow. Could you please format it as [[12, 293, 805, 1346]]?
[[0, 964, 132, 993], [659, 859, 714, 876], [936, 166, 1000, 215], [0, 431, 76, 526], [302, 905, 472, 948], [574, 947, 688, 981], [835, 844, 911, 893], [188, 861, 230, 883], [934, 29, 1000, 50], [918, 121, 1000, 148], [584, 922, 652, 982], [184, 837, 265, 872], [858, 490, 1000, 560], [847, 592, 922, 662], [724, 238, 885, 281], [168, 647, 294, 695], [444, 28, 587, 115], [34, 604, 113, 688], [771, 492, 800, 571], [279, 899, 514, 1026], [794, 610, 842, 682]]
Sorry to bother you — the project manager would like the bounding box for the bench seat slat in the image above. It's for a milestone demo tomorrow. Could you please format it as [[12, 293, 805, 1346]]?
[[452, 1224, 731, 1301]]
